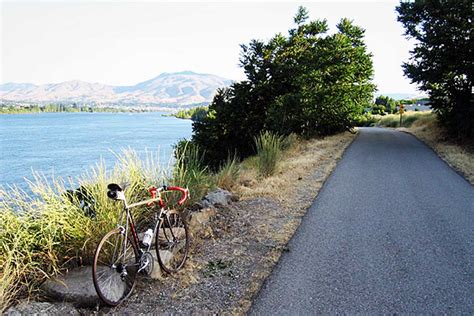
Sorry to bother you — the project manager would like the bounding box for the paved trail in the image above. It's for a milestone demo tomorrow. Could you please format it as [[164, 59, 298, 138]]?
[[250, 128, 473, 314]]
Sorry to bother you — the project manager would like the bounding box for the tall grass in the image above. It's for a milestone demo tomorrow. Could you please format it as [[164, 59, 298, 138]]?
[[0, 148, 213, 312], [215, 156, 240, 190], [254, 131, 286, 177], [172, 141, 214, 206], [376, 111, 435, 128]]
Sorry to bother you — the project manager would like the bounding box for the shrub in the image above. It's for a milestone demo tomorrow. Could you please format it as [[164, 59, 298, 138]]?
[[280, 133, 299, 151], [192, 7, 375, 167], [377, 115, 400, 127], [0, 150, 162, 311]]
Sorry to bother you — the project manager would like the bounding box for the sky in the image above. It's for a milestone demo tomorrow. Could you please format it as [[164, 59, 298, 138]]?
[[1, 0, 419, 94]]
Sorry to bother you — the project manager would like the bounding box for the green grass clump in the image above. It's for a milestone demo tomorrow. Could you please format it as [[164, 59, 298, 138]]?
[[254, 131, 286, 177], [172, 141, 214, 206], [280, 133, 299, 151], [215, 156, 240, 190]]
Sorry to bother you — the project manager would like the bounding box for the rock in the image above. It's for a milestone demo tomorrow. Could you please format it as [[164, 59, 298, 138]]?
[[188, 208, 216, 238], [40, 266, 100, 307], [4, 301, 79, 315], [201, 189, 233, 208], [190, 207, 217, 227], [150, 246, 182, 280]]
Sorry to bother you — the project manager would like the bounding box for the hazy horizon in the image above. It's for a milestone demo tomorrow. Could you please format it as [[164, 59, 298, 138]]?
[[1, 0, 419, 94]]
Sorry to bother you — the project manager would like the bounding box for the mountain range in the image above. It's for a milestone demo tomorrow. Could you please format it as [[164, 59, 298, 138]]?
[[0, 71, 233, 106]]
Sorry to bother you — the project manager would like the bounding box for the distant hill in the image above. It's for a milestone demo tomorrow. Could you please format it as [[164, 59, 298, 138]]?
[[0, 71, 233, 106]]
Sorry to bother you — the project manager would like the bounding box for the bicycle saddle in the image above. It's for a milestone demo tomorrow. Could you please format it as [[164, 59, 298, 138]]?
[[107, 182, 129, 191], [107, 183, 129, 200]]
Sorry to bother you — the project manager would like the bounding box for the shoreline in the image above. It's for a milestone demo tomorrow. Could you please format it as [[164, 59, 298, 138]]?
[[0, 107, 177, 115]]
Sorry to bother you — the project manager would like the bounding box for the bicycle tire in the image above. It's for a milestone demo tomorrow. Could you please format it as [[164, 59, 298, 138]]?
[[92, 228, 139, 306], [155, 210, 189, 273]]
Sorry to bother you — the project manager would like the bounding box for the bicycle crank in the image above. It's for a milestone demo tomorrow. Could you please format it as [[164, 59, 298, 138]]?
[[138, 251, 154, 276]]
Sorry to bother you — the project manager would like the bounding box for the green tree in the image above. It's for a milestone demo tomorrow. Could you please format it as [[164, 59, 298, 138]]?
[[396, 0, 473, 138], [193, 7, 375, 167], [375, 95, 399, 114], [265, 17, 376, 136]]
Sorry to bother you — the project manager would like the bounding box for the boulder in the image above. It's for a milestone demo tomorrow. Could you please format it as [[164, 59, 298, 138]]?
[[150, 245, 182, 280], [40, 266, 100, 307], [188, 207, 216, 238], [200, 189, 234, 208], [189, 207, 216, 227]]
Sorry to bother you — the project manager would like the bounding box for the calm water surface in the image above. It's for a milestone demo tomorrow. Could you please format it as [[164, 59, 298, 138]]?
[[0, 112, 192, 189]]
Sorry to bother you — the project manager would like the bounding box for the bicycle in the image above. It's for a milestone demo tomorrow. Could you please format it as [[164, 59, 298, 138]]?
[[92, 183, 190, 306]]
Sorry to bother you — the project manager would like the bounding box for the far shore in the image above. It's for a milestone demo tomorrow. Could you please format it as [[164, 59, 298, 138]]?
[[0, 104, 191, 115]]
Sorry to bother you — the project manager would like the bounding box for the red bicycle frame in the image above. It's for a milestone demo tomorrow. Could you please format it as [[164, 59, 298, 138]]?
[[120, 186, 189, 248]]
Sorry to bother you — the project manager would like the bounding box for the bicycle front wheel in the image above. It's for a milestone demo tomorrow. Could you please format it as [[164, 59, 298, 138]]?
[[155, 210, 189, 273], [92, 228, 139, 306]]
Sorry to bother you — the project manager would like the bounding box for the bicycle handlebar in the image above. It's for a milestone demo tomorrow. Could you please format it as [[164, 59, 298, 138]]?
[[166, 186, 189, 205], [147, 185, 189, 206]]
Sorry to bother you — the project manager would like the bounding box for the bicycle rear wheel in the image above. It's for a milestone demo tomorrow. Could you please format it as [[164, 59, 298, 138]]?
[[155, 210, 189, 273], [92, 228, 139, 306]]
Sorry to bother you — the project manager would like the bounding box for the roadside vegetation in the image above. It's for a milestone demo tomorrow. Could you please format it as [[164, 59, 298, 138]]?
[[376, 111, 435, 128], [396, 0, 473, 139]]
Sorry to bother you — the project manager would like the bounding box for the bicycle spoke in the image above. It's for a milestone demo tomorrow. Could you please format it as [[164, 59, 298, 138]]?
[[93, 229, 138, 306], [156, 211, 189, 273]]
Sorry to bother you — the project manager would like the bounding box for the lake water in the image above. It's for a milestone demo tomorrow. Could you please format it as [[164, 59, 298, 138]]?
[[0, 112, 192, 189]]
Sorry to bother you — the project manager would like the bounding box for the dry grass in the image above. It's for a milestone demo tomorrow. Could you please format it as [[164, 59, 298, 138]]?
[[236, 132, 356, 210], [401, 117, 474, 184]]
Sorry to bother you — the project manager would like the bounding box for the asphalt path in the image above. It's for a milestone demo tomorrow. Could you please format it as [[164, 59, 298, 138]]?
[[250, 127, 473, 314]]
